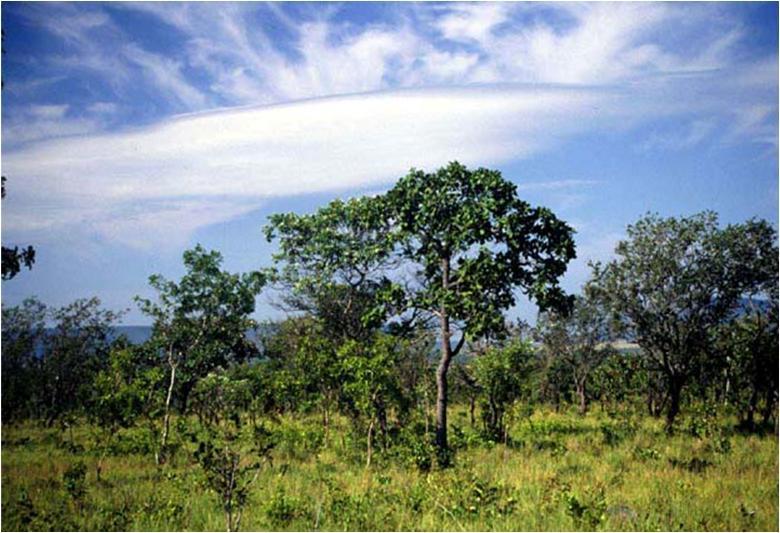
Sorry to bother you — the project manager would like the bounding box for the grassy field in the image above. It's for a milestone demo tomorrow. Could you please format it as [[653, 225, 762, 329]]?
[[2, 405, 777, 531]]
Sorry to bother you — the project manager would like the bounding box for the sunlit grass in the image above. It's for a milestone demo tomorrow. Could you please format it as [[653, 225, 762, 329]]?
[[2, 405, 777, 531]]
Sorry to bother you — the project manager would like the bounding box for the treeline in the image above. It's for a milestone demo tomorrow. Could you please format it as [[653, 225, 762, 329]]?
[[2, 162, 778, 528]]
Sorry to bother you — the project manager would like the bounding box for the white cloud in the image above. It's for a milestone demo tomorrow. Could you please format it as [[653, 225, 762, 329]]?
[[638, 119, 718, 152], [3, 2, 776, 252], [28, 105, 69, 120], [517, 179, 601, 191], [433, 3, 511, 43], [122, 44, 209, 110], [87, 102, 119, 115], [2, 104, 101, 145], [3, 85, 612, 249]]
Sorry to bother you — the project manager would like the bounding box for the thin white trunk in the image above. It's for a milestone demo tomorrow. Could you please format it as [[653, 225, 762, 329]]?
[[157, 355, 177, 465]]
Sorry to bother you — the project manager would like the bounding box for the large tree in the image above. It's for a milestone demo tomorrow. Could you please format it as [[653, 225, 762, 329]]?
[[592, 212, 777, 431], [136, 245, 265, 464], [384, 161, 576, 456]]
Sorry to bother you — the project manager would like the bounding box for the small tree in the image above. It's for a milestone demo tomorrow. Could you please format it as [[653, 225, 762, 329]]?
[[592, 212, 777, 431], [188, 371, 273, 532], [264, 196, 399, 344], [1, 297, 47, 421], [90, 344, 164, 480], [339, 335, 403, 467], [537, 293, 612, 414], [136, 245, 265, 464], [471, 339, 536, 442], [42, 297, 124, 425], [717, 296, 778, 428]]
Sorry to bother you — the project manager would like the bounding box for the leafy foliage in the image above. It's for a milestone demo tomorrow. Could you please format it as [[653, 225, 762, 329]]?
[[1, 177, 36, 281], [591, 212, 778, 430], [537, 293, 613, 414], [471, 339, 536, 441], [187, 371, 274, 532], [136, 244, 265, 463]]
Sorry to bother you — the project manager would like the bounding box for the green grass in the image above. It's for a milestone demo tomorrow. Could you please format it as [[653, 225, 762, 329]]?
[[2, 405, 777, 531]]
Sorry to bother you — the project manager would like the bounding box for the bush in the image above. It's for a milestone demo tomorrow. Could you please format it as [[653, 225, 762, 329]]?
[[62, 461, 87, 503], [265, 488, 305, 527], [558, 484, 607, 530]]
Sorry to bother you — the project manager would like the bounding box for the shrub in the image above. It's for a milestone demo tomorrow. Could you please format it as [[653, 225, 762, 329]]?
[[264, 488, 304, 527], [62, 461, 87, 503], [558, 484, 607, 530]]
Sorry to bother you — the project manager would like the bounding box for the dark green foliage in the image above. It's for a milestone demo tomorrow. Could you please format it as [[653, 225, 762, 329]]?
[[715, 296, 778, 429], [44, 298, 125, 423], [137, 244, 266, 392], [339, 334, 406, 466], [1, 297, 47, 421], [136, 244, 265, 464], [2, 297, 125, 424], [591, 212, 778, 431], [63, 461, 87, 503], [385, 162, 576, 334], [537, 292, 613, 414], [187, 371, 274, 531], [91, 346, 164, 430], [558, 484, 607, 530], [471, 339, 536, 441], [591, 351, 648, 414], [385, 161, 576, 454], [1, 177, 36, 281], [264, 196, 399, 342]]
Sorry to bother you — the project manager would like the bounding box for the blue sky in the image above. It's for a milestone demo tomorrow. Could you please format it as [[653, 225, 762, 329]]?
[[1, 2, 777, 325]]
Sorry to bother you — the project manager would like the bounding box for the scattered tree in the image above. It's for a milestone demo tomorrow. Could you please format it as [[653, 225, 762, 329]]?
[[471, 339, 536, 441], [1, 297, 47, 420], [136, 245, 266, 464], [537, 293, 613, 414], [591, 212, 777, 431], [384, 161, 576, 457]]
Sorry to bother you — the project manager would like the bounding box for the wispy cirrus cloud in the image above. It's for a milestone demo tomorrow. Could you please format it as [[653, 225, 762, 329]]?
[[2, 85, 613, 248], [517, 179, 601, 192], [2, 2, 776, 253]]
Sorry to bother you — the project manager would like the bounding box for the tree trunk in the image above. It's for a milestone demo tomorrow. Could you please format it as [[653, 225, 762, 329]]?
[[576, 379, 587, 415], [762, 388, 776, 426], [665, 376, 683, 434], [746, 387, 759, 428], [366, 419, 375, 468], [435, 343, 452, 453], [435, 256, 453, 456], [157, 358, 177, 465], [469, 396, 476, 428]]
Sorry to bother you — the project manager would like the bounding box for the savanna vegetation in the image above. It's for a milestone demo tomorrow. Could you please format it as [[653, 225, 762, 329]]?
[[2, 162, 778, 531]]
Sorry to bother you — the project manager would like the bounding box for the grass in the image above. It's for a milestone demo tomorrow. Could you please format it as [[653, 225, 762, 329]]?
[[2, 405, 777, 531]]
